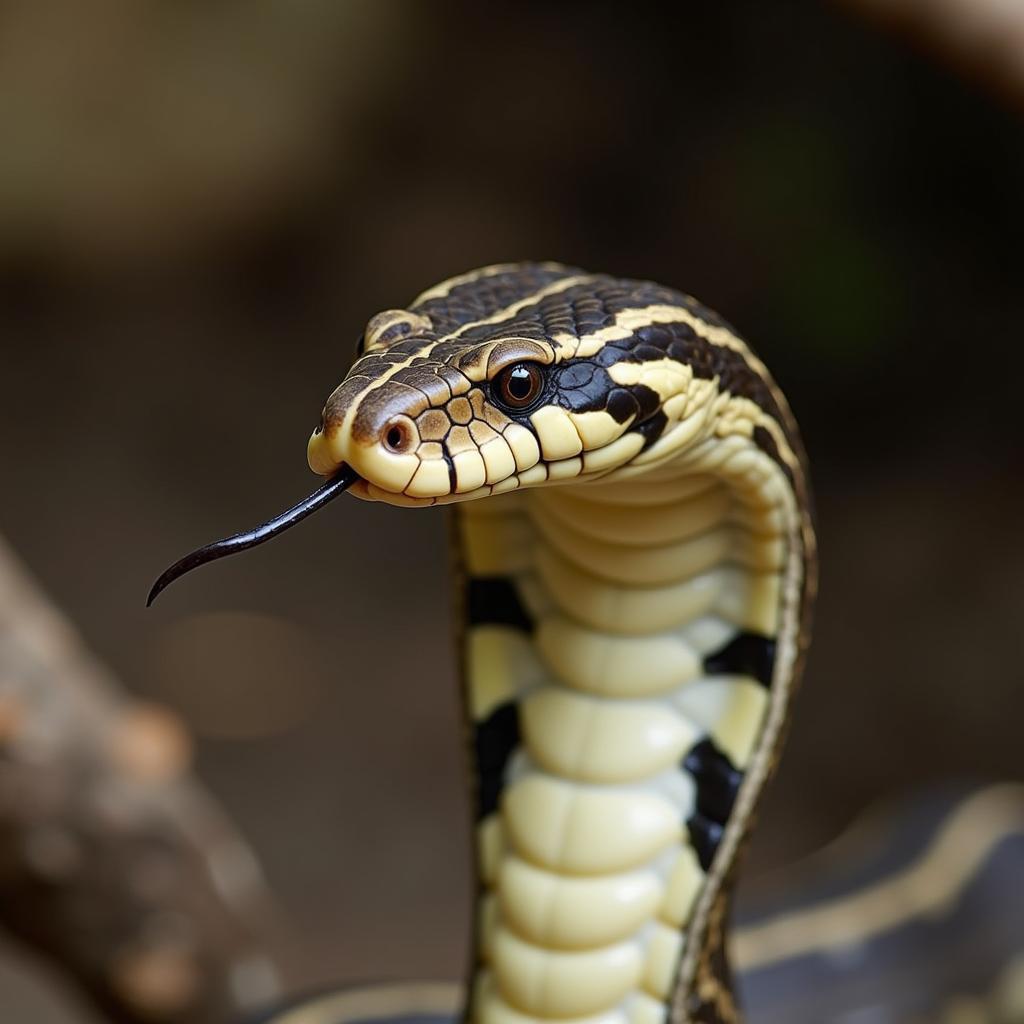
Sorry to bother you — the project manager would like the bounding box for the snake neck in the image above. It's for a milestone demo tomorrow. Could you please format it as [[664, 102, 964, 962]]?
[[457, 432, 810, 1024]]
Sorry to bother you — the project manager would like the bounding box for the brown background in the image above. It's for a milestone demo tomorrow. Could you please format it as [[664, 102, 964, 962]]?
[[1, 1, 1022, 1019]]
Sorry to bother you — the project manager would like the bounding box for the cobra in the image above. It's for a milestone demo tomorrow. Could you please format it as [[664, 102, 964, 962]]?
[[150, 263, 817, 1024]]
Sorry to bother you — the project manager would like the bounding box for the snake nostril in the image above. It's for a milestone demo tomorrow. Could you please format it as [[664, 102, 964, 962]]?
[[383, 416, 415, 454]]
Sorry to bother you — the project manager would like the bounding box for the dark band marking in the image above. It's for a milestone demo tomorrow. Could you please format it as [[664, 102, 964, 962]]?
[[633, 408, 668, 449], [688, 813, 725, 873], [474, 701, 520, 819], [411, 265, 584, 332], [703, 631, 776, 688], [442, 449, 458, 492], [684, 738, 743, 871], [545, 352, 667, 447], [466, 577, 534, 632], [685, 739, 743, 823], [751, 425, 794, 486]]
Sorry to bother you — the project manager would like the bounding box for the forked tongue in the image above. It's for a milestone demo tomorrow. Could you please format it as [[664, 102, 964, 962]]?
[[147, 465, 359, 606]]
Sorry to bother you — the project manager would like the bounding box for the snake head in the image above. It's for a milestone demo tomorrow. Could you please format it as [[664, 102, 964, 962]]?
[[307, 268, 693, 506], [149, 263, 718, 601]]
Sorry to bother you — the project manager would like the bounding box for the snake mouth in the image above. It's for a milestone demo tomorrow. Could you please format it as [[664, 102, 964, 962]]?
[[146, 464, 361, 606]]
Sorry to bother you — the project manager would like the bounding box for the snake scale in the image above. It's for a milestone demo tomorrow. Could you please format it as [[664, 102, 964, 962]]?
[[151, 262, 819, 1023]]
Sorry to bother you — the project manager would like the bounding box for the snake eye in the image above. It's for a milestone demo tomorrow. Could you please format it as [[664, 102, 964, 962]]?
[[493, 362, 545, 411]]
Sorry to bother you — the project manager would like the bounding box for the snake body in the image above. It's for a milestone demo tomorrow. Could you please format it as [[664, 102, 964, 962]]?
[[155, 263, 817, 1023], [309, 261, 818, 1024]]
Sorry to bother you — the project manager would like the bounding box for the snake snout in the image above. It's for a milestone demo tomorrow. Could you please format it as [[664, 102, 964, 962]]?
[[308, 393, 425, 495], [307, 420, 344, 476], [307, 387, 352, 476]]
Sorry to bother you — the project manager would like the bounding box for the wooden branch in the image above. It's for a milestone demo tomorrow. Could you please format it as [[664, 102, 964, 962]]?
[[0, 535, 284, 1023]]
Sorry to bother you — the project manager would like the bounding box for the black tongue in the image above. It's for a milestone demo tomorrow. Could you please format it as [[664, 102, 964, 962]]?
[[146, 465, 360, 606]]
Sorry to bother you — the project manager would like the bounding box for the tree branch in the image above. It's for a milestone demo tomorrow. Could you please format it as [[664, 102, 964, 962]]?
[[0, 535, 284, 1023]]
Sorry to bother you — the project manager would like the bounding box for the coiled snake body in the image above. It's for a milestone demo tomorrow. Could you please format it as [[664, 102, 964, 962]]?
[[152, 264, 817, 1024]]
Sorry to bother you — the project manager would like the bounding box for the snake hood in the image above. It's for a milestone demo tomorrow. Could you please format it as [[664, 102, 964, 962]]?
[[306, 262, 804, 508]]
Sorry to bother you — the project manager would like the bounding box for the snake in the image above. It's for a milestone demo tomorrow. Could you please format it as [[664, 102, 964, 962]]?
[[149, 261, 819, 1024]]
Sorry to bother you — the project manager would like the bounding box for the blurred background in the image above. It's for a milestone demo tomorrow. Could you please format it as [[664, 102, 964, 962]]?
[[1, 1, 1023, 1020]]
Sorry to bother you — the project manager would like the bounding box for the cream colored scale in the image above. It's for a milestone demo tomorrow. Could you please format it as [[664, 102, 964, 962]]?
[[460, 439, 790, 1024]]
